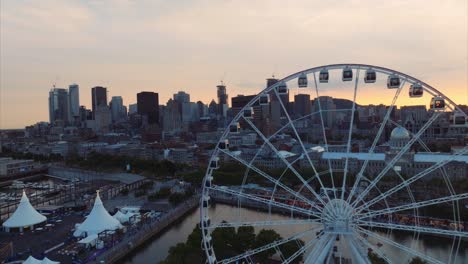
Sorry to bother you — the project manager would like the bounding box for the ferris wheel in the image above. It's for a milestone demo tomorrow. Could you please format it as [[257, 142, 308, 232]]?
[[200, 64, 468, 264]]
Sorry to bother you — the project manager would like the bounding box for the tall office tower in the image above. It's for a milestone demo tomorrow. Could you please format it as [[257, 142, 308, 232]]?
[[110, 96, 126, 122], [68, 84, 80, 123], [196, 101, 207, 117], [208, 100, 218, 117], [94, 105, 112, 134], [312, 96, 336, 128], [231, 94, 256, 117], [137, 92, 159, 125], [49, 87, 69, 126], [128, 103, 138, 115], [294, 94, 311, 117], [217, 82, 228, 119], [173, 91, 192, 124], [91, 86, 107, 119]]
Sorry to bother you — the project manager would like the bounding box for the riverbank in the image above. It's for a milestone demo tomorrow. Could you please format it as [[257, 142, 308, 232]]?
[[93, 195, 200, 264]]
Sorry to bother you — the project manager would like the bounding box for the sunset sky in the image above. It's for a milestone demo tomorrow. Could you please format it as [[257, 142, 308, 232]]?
[[1, 0, 467, 129]]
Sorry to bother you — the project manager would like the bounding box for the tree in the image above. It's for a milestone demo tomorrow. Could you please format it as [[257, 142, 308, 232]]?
[[233, 226, 255, 252], [409, 257, 428, 264], [368, 252, 386, 264], [211, 223, 238, 259], [253, 229, 282, 262], [279, 239, 305, 263]]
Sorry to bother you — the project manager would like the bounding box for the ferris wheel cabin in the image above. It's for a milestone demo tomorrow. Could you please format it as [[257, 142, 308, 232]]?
[[387, 74, 401, 88], [298, 73, 308, 87], [319, 69, 329, 83], [429, 96, 446, 110], [364, 69, 376, 83], [218, 139, 229, 149], [259, 94, 270, 105], [243, 107, 254, 119], [230, 122, 240, 133], [453, 112, 467, 125], [409, 84, 424, 97], [342, 67, 353, 81], [277, 82, 288, 94]]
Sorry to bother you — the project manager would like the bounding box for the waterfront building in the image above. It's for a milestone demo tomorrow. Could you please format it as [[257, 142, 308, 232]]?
[[0, 157, 34, 176]]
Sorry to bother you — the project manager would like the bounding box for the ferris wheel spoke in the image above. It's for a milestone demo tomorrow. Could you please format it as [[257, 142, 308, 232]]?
[[356, 147, 468, 213], [312, 72, 336, 199], [357, 220, 468, 238], [351, 112, 442, 208], [341, 68, 360, 201], [272, 88, 331, 204], [358, 193, 468, 219], [347, 80, 405, 204], [354, 232, 393, 264], [208, 185, 321, 218], [217, 148, 320, 211], [283, 235, 317, 264], [357, 227, 445, 264], [303, 234, 336, 264], [346, 235, 371, 264], [241, 116, 326, 206], [219, 227, 318, 264], [208, 219, 318, 230]]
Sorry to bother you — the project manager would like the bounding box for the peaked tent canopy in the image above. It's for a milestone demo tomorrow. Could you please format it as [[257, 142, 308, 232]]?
[[73, 191, 122, 237], [41, 257, 60, 264], [113, 210, 127, 224], [23, 256, 42, 264], [3, 191, 47, 228]]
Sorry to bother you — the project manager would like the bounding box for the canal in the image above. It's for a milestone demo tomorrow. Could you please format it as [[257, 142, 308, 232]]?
[[123, 203, 467, 263]]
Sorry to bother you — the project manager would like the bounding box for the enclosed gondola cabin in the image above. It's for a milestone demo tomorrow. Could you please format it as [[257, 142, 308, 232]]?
[[277, 82, 288, 94], [319, 69, 329, 83], [364, 69, 376, 83], [429, 96, 445, 111], [209, 157, 219, 169], [204, 175, 213, 188], [342, 67, 353, 81], [259, 94, 270, 105], [453, 112, 467, 125], [298, 73, 308, 87], [202, 196, 210, 208], [218, 139, 229, 149], [243, 107, 254, 119], [229, 122, 240, 133], [409, 84, 423, 97], [387, 74, 401, 89]]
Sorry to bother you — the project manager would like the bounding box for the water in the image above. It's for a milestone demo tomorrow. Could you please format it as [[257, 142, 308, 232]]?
[[123, 204, 467, 263]]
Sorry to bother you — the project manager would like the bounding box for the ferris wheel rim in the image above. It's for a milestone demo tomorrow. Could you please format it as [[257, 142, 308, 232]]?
[[200, 64, 468, 264]]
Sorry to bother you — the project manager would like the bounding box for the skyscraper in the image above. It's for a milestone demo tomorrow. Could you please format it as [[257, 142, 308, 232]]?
[[294, 94, 311, 117], [91, 86, 107, 119], [217, 82, 228, 119], [48, 87, 69, 126], [68, 84, 80, 121], [110, 96, 126, 123], [137, 92, 159, 125], [231, 94, 256, 117]]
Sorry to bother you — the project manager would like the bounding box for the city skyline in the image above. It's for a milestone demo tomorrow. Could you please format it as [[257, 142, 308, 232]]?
[[1, 0, 467, 129]]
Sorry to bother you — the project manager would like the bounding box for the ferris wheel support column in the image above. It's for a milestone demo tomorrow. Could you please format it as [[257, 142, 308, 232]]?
[[347, 236, 370, 264]]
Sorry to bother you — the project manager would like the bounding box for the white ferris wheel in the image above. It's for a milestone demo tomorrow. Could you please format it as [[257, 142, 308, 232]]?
[[200, 64, 468, 264]]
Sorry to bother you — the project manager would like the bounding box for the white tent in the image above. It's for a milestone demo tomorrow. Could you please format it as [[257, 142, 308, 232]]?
[[78, 233, 98, 247], [3, 191, 47, 231], [41, 257, 60, 264], [73, 191, 122, 237], [113, 210, 128, 224], [23, 256, 41, 264]]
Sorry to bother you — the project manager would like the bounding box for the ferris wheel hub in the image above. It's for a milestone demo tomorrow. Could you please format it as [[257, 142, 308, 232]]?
[[321, 199, 355, 234]]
